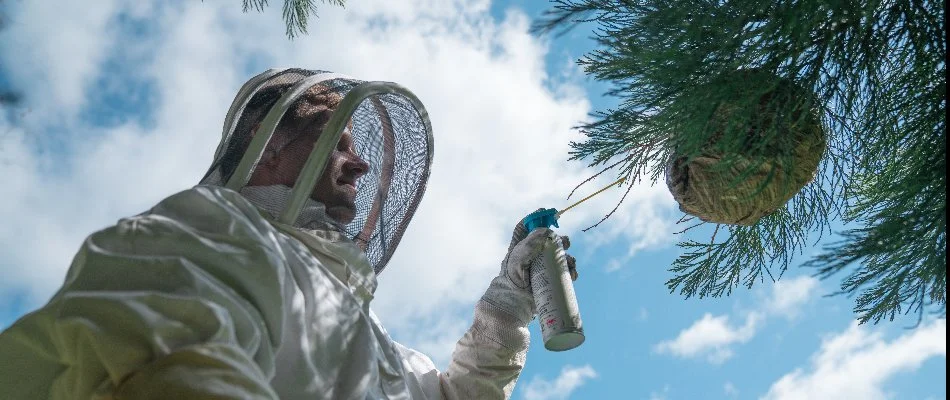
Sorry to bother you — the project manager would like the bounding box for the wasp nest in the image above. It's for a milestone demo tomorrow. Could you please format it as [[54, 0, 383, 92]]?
[[665, 69, 827, 226]]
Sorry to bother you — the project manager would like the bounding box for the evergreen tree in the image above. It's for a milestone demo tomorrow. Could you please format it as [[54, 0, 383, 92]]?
[[240, 0, 346, 39], [533, 0, 945, 325]]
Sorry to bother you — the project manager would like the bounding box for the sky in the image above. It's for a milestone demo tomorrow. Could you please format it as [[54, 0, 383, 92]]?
[[0, 0, 945, 399]]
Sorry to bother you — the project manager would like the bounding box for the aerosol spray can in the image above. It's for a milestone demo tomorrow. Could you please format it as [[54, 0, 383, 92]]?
[[523, 208, 585, 351]]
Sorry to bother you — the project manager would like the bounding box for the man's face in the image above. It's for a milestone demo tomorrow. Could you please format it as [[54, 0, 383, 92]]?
[[245, 85, 371, 225], [273, 125, 370, 225]]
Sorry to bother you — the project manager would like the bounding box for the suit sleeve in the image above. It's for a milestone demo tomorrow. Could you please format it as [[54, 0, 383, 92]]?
[[395, 300, 530, 400], [0, 186, 293, 399], [439, 300, 530, 400]]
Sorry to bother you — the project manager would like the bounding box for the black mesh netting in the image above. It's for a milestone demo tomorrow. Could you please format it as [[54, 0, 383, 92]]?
[[200, 68, 433, 274]]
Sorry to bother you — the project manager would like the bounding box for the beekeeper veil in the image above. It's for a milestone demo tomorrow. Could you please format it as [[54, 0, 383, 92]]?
[[200, 68, 434, 275]]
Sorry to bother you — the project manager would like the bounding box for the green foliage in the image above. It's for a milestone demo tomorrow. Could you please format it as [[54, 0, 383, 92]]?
[[534, 0, 945, 324], [241, 0, 346, 39]]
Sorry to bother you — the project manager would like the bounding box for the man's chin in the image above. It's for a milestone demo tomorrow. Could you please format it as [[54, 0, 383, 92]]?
[[325, 205, 356, 225]]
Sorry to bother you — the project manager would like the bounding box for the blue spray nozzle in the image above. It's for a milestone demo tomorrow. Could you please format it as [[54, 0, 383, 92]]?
[[523, 208, 560, 231]]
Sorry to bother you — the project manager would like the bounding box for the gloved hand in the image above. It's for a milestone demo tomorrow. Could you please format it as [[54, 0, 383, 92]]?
[[480, 211, 578, 326]]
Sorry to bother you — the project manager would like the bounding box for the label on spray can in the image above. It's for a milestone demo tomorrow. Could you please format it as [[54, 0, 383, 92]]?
[[531, 234, 585, 351]]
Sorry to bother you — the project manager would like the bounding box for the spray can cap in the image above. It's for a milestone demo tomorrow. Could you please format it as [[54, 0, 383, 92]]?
[[522, 208, 560, 231]]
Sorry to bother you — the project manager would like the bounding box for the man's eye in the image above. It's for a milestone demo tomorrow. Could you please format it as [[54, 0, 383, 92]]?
[[338, 134, 354, 151]]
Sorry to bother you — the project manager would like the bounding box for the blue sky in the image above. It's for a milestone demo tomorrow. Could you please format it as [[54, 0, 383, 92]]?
[[0, 1, 945, 399]]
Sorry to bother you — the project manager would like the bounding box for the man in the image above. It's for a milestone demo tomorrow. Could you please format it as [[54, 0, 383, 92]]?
[[0, 69, 576, 399]]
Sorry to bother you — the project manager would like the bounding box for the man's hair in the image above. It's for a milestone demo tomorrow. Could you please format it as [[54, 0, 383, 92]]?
[[216, 82, 343, 185]]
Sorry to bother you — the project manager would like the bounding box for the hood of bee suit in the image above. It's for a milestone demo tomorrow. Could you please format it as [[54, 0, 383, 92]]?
[[199, 68, 434, 275]]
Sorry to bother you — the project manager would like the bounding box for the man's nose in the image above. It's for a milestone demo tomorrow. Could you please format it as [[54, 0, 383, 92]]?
[[344, 152, 370, 178]]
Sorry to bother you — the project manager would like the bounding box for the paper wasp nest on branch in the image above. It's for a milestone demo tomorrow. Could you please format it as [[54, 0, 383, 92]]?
[[665, 69, 827, 226]]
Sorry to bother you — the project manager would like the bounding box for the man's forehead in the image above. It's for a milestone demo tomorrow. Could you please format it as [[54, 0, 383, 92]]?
[[278, 88, 354, 145], [292, 85, 341, 114], [276, 84, 339, 131]]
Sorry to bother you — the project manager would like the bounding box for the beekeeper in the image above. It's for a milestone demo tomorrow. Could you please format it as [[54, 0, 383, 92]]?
[[0, 68, 577, 399]]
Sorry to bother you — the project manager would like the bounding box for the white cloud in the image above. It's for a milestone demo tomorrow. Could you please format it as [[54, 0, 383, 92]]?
[[761, 319, 946, 400], [605, 258, 623, 272], [647, 384, 671, 400], [654, 275, 821, 364], [724, 381, 739, 398], [522, 364, 597, 400], [0, 0, 675, 365], [0, 0, 124, 113], [654, 312, 762, 364], [383, 313, 469, 369], [765, 276, 819, 319]]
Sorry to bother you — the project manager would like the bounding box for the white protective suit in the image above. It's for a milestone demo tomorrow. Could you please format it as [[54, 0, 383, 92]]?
[[0, 69, 543, 399]]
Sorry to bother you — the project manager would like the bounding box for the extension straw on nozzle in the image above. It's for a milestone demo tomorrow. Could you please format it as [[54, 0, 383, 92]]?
[[522, 176, 627, 231], [521, 175, 626, 352]]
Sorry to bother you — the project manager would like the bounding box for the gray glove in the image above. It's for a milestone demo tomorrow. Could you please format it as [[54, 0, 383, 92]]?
[[480, 212, 577, 326]]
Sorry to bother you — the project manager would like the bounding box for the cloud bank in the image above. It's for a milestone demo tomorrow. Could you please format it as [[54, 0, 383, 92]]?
[[762, 319, 946, 400]]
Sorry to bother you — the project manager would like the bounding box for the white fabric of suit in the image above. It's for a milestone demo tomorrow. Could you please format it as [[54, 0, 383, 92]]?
[[0, 185, 533, 399]]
